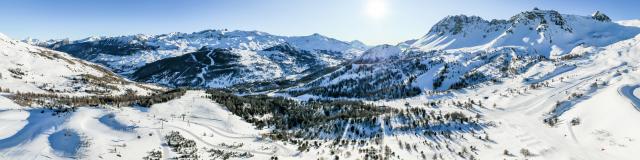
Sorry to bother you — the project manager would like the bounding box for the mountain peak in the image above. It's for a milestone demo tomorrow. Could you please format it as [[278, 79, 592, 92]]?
[[510, 9, 565, 24], [592, 11, 612, 22], [310, 33, 325, 37], [349, 40, 365, 45], [429, 15, 489, 35], [76, 36, 104, 43], [427, 9, 575, 37], [348, 40, 368, 50], [411, 9, 640, 58], [303, 33, 332, 40]]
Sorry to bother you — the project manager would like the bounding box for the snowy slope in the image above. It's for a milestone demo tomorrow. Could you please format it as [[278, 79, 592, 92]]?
[[461, 33, 640, 160], [0, 91, 297, 159], [0, 33, 158, 96]]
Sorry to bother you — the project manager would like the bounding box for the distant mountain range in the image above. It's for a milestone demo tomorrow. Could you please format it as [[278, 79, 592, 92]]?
[[25, 30, 369, 88], [21, 9, 640, 100]]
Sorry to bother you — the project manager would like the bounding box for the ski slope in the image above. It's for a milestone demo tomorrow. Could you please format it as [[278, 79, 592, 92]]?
[[380, 33, 640, 159], [0, 91, 301, 159]]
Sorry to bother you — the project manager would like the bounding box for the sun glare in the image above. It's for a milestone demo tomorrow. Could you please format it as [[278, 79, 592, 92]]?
[[365, 0, 388, 20]]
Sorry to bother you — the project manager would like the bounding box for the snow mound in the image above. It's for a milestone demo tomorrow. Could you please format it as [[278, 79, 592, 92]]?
[[48, 129, 82, 157]]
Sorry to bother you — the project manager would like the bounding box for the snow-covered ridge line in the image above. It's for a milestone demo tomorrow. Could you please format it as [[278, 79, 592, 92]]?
[[409, 8, 640, 58], [30, 29, 369, 56]]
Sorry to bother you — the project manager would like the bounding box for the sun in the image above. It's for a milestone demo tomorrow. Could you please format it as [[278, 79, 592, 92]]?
[[365, 0, 388, 20]]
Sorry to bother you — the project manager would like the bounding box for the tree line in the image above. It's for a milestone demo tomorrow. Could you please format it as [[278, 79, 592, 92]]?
[[9, 88, 187, 108], [205, 89, 486, 144]]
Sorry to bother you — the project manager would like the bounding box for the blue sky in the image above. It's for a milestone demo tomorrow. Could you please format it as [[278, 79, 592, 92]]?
[[1, 0, 638, 45]]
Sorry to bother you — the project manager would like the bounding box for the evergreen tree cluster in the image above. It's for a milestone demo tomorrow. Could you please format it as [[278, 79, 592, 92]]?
[[284, 48, 547, 100], [289, 57, 435, 100], [164, 131, 199, 159], [206, 89, 485, 143], [142, 150, 162, 160], [7, 68, 26, 79], [206, 148, 254, 160], [10, 88, 186, 108]]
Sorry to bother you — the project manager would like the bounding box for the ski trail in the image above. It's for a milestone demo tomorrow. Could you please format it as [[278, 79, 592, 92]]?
[[522, 63, 629, 116], [618, 84, 640, 112], [378, 115, 387, 157], [567, 123, 579, 144], [341, 120, 351, 139], [190, 51, 211, 86], [155, 129, 171, 159], [188, 120, 255, 139]]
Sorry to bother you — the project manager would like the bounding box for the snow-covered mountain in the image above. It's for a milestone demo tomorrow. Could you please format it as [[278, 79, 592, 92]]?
[[409, 9, 640, 58], [36, 30, 367, 74], [0, 33, 158, 96], [287, 9, 640, 100], [33, 30, 368, 88]]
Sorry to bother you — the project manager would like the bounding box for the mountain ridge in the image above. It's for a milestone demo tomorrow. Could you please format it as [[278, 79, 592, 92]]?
[[31, 29, 369, 74], [409, 9, 640, 58]]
